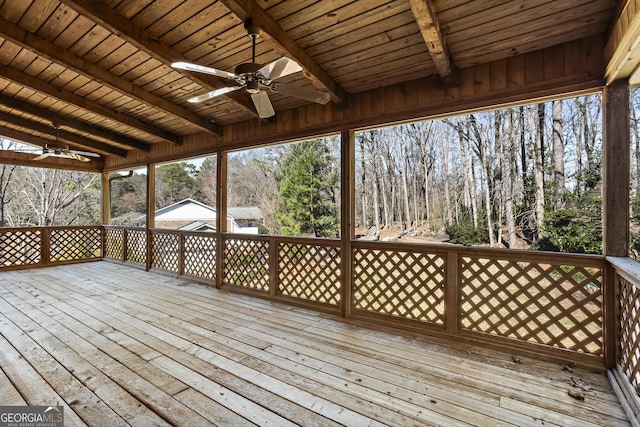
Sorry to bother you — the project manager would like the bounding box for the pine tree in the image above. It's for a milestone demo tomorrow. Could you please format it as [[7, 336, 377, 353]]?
[[277, 139, 339, 237]]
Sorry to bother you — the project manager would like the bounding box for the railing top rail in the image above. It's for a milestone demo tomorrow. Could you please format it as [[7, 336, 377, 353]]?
[[149, 228, 218, 238], [607, 256, 640, 290], [354, 240, 605, 267], [221, 232, 341, 246], [0, 225, 102, 232], [103, 225, 144, 231]]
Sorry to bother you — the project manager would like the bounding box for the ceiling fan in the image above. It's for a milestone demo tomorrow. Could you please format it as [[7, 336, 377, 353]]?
[[31, 124, 100, 162], [172, 21, 330, 118]]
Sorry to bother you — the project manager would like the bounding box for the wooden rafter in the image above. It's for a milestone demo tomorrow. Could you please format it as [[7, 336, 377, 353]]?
[[0, 111, 127, 157], [0, 63, 179, 145], [409, 0, 457, 84], [58, 0, 258, 117], [0, 94, 149, 153], [218, 0, 347, 103], [605, 0, 640, 84], [0, 17, 221, 137]]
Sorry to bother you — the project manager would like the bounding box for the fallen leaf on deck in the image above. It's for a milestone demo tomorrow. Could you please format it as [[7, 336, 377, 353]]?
[[568, 390, 585, 401], [567, 376, 592, 392]]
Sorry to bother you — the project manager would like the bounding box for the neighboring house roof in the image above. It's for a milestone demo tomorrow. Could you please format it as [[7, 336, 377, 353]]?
[[227, 206, 264, 220], [178, 221, 216, 232], [154, 198, 218, 220]]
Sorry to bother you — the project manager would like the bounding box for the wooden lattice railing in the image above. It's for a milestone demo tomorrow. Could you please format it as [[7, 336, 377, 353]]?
[[351, 242, 605, 358], [103, 226, 147, 267], [148, 229, 217, 283], [0, 226, 101, 270], [2, 225, 615, 361], [608, 257, 640, 403], [223, 234, 341, 308]]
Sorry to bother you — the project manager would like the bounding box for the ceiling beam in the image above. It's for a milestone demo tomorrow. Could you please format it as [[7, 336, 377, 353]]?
[[0, 149, 103, 172], [218, 0, 347, 103], [409, 0, 457, 84], [58, 0, 257, 117], [605, 0, 640, 84], [0, 94, 150, 152], [0, 17, 221, 136], [0, 111, 127, 157], [0, 63, 179, 144]]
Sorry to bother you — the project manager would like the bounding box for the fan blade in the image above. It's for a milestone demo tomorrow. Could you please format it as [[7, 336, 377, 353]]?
[[66, 152, 91, 162], [259, 57, 302, 81], [250, 91, 275, 119], [188, 86, 242, 103], [171, 62, 237, 81], [32, 152, 51, 161], [269, 82, 330, 104]]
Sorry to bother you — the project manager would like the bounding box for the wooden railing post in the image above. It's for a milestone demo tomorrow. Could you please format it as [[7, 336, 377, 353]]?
[[122, 228, 128, 263], [269, 237, 278, 298], [41, 227, 50, 267], [446, 250, 459, 335], [178, 233, 185, 276]]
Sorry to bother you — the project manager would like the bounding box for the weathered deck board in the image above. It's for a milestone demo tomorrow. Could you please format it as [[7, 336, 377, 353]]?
[[0, 262, 631, 426]]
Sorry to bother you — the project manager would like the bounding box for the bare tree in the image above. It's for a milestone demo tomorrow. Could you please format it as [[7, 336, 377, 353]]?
[[552, 99, 566, 210]]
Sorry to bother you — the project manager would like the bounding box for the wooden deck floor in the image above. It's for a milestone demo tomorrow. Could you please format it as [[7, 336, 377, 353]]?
[[0, 262, 631, 426]]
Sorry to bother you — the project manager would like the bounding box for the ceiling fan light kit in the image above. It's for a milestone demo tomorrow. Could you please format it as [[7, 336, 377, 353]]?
[[172, 22, 330, 118]]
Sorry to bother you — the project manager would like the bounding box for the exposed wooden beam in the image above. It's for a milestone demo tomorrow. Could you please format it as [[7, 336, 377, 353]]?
[[0, 111, 127, 157], [0, 17, 221, 136], [0, 63, 179, 145], [0, 94, 150, 152], [0, 149, 102, 172], [218, 0, 347, 103], [605, 0, 640, 84], [409, 0, 457, 84], [58, 0, 257, 117]]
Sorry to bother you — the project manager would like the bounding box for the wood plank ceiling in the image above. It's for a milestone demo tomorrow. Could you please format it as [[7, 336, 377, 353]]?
[[0, 0, 620, 170]]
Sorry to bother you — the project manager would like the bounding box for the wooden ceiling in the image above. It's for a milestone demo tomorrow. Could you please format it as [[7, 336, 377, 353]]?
[[0, 0, 633, 171]]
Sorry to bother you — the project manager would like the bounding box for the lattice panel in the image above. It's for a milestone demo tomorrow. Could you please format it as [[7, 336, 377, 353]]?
[[183, 234, 216, 280], [50, 228, 101, 262], [151, 232, 178, 272], [352, 247, 446, 324], [126, 229, 147, 265], [224, 238, 269, 291], [278, 243, 341, 305], [104, 228, 124, 259], [0, 229, 41, 267], [620, 277, 640, 397], [460, 257, 603, 354]]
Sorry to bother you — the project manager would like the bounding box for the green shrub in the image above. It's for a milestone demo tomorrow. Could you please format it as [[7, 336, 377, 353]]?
[[446, 222, 487, 246]]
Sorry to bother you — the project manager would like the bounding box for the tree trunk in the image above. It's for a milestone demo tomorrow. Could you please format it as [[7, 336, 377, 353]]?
[[469, 115, 495, 245], [533, 103, 546, 238], [437, 122, 453, 226], [552, 99, 566, 210], [396, 128, 412, 230], [360, 135, 367, 227], [494, 112, 503, 246], [503, 110, 517, 248]]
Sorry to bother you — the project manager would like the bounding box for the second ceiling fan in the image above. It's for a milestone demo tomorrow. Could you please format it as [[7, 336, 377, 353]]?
[[172, 21, 330, 118]]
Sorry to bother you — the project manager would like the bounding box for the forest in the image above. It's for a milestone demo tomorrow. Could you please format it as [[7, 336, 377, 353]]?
[[1, 90, 640, 256]]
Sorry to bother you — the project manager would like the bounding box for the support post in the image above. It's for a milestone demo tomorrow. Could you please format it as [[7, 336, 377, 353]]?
[[340, 128, 354, 317], [100, 171, 110, 225], [602, 79, 630, 369], [146, 163, 155, 271], [100, 172, 110, 259], [216, 152, 227, 289]]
